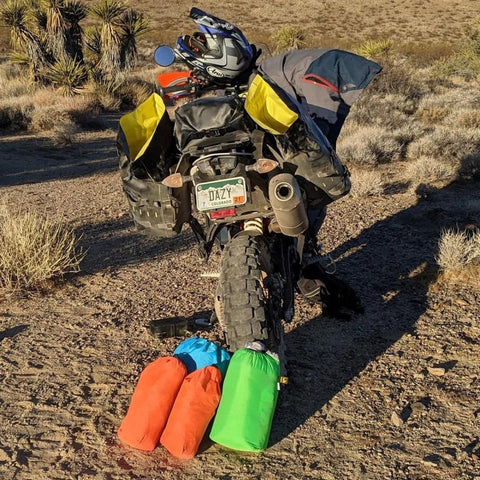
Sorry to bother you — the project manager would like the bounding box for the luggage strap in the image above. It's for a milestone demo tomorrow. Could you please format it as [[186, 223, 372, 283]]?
[[251, 129, 265, 160]]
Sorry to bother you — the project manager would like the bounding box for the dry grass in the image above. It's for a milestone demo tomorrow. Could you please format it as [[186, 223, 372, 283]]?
[[117, 78, 156, 107], [415, 86, 480, 126], [404, 156, 457, 186], [435, 229, 480, 284], [349, 169, 384, 198], [29, 107, 79, 145], [0, 208, 84, 293], [0, 61, 151, 133], [407, 127, 480, 164], [348, 93, 417, 129], [78, 0, 480, 52], [337, 125, 410, 167]]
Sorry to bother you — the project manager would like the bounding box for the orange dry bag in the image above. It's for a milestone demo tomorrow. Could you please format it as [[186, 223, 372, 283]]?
[[117, 356, 187, 451], [160, 366, 222, 459]]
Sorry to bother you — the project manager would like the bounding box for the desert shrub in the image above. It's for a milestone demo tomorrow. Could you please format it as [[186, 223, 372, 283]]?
[[355, 39, 393, 59], [436, 228, 480, 272], [0, 62, 32, 98], [117, 78, 155, 107], [50, 118, 79, 145], [396, 41, 453, 66], [464, 17, 480, 55], [369, 58, 426, 98], [337, 125, 412, 167], [30, 107, 72, 133], [0, 98, 34, 130], [415, 106, 449, 125], [407, 127, 480, 164], [0, 209, 83, 292], [30, 107, 79, 144], [89, 72, 123, 110], [431, 49, 480, 80], [349, 169, 384, 198], [416, 87, 480, 120], [0, 61, 25, 81], [445, 108, 480, 129], [348, 93, 416, 129], [404, 156, 457, 185], [271, 25, 305, 53]]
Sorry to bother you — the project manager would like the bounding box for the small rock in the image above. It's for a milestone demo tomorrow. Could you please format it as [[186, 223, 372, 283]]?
[[0, 449, 11, 462], [411, 397, 431, 414], [427, 366, 446, 376], [391, 411, 404, 427], [455, 299, 469, 306], [411, 401, 427, 413], [422, 454, 449, 468]]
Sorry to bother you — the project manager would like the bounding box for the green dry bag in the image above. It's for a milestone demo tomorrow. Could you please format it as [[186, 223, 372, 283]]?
[[209, 348, 280, 452]]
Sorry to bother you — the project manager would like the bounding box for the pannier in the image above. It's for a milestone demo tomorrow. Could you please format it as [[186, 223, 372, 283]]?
[[244, 74, 351, 207], [280, 119, 351, 208], [117, 93, 190, 237]]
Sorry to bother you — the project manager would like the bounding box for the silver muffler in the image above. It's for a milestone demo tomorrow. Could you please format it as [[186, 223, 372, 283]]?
[[268, 173, 309, 237]]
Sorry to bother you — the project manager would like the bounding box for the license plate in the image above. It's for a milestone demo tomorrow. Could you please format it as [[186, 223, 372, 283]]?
[[195, 177, 247, 211]]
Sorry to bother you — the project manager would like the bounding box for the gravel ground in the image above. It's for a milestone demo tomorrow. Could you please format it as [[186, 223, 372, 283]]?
[[0, 129, 479, 480]]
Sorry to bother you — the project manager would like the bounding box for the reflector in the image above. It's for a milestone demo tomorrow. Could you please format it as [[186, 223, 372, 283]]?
[[209, 208, 236, 219]]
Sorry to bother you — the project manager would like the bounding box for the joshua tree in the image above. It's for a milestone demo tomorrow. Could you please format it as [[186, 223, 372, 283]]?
[[1, 0, 148, 94], [1, 0, 49, 74], [42, 0, 69, 59], [119, 9, 149, 70], [62, 0, 88, 61], [89, 0, 125, 73]]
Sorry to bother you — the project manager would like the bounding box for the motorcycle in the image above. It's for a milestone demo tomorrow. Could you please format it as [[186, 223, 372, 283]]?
[[118, 10, 370, 381], [119, 89, 351, 384]]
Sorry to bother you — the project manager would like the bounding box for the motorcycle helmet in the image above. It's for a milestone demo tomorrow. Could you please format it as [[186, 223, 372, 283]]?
[[175, 8, 256, 85]]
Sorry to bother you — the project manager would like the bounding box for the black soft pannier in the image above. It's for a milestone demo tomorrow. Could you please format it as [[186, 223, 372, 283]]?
[[117, 93, 190, 237], [280, 120, 351, 208]]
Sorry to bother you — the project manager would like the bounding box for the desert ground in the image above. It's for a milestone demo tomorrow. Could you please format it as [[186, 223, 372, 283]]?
[[77, 0, 480, 52], [1, 0, 480, 479]]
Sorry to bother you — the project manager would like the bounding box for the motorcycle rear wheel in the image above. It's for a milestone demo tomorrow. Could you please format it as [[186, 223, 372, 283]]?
[[219, 234, 272, 352]]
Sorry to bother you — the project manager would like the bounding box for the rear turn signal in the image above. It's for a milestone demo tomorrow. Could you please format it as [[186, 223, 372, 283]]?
[[246, 158, 279, 174], [162, 173, 183, 188]]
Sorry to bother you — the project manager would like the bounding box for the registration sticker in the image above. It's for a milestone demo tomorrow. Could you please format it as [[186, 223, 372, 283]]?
[[195, 177, 247, 211]]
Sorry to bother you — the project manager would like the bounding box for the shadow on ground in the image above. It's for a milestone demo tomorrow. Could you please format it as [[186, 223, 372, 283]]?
[[75, 216, 196, 275], [0, 127, 118, 187], [270, 179, 479, 445]]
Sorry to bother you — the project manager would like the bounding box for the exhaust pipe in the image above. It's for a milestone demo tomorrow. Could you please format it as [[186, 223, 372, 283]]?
[[268, 173, 309, 237]]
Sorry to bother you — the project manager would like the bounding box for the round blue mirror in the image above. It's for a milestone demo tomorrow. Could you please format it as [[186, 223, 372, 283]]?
[[154, 46, 176, 67]]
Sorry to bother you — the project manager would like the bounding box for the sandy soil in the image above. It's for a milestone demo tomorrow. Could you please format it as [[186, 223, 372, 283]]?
[[0, 123, 479, 480], [79, 0, 480, 51]]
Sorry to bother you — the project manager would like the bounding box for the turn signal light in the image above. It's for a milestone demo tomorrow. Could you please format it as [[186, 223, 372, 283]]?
[[162, 173, 184, 188], [246, 158, 279, 174]]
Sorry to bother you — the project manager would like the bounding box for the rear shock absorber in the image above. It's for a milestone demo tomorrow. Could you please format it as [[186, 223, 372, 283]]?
[[243, 217, 263, 235]]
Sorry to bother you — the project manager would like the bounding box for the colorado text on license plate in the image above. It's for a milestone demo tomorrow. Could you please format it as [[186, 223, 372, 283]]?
[[195, 177, 247, 211]]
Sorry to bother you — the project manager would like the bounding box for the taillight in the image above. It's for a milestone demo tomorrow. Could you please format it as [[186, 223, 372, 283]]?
[[209, 208, 236, 219]]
